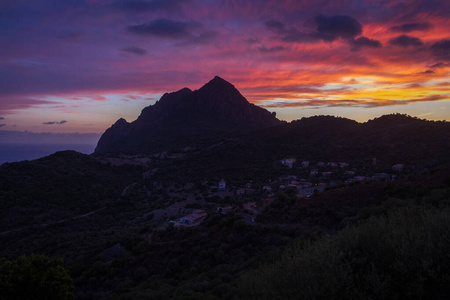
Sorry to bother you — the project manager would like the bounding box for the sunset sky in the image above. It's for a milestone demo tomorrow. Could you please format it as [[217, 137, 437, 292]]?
[[1, 0, 449, 135]]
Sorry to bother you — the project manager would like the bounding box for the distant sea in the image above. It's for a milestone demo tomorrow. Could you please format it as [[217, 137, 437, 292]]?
[[0, 143, 97, 165]]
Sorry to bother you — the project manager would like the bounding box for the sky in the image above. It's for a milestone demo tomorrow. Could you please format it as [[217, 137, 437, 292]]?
[[0, 0, 449, 136]]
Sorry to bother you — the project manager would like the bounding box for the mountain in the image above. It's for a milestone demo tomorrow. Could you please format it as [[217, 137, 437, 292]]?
[[95, 76, 282, 154]]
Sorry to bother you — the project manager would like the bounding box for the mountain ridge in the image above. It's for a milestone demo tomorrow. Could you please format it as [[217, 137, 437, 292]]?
[[94, 76, 282, 154]]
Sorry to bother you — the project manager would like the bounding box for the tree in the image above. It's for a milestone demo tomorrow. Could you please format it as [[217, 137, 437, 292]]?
[[0, 254, 74, 300]]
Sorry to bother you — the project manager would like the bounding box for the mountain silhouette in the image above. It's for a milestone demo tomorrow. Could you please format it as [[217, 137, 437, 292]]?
[[95, 76, 282, 154]]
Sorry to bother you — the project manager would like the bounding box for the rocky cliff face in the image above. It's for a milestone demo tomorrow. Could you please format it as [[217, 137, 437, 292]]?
[[94, 76, 282, 154]]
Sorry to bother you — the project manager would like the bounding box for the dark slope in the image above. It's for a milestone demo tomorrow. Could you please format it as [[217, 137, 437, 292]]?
[[95, 76, 282, 154], [0, 151, 141, 231]]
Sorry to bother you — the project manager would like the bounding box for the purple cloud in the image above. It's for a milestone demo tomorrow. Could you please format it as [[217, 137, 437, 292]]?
[[389, 35, 423, 47], [126, 19, 198, 39], [121, 46, 147, 55], [113, 0, 190, 12], [43, 120, 67, 125], [258, 46, 287, 53], [417, 70, 435, 75], [268, 15, 381, 52], [351, 36, 382, 50], [315, 15, 362, 41], [264, 19, 285, 32], [431, 39, 450, 61], [390, 22, 431, 33]]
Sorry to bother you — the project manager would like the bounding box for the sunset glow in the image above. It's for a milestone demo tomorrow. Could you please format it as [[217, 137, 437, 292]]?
[[0, 0, 449, 133]]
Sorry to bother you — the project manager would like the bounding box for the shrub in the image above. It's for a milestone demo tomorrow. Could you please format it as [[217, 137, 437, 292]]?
[[0, 254, 74, 300], [239, 206, 450, 299]]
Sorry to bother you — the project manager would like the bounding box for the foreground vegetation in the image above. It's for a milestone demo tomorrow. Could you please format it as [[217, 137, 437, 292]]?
[[240, 206, 450, 299]]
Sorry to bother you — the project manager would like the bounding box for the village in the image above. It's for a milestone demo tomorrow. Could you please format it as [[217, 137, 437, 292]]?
[[164, 157, 409, 228]]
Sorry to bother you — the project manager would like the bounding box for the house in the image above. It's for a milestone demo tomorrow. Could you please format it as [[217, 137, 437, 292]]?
[[317, 162, 325, 167], [217, 206, 233, 214], [237, 186, 254, 195], [345, 170, 355, 175], [300, 181, 313, 188], [281, 158, 297, 168], [263, 186, 273, 192], [328, 162, 338, 167], [245, 182, 252, 188], [392, 164, 404, 172], [339, 162, 349, 168], [236, 188, 246, 195], [372, 173, 391, 181], [354, 176, 366, 182], [322, 171, 332, 176], [310, 169, 319, 176], [302, 161, 310, 167], [218, 179, 226, 189], [180, 210, 207, 224]]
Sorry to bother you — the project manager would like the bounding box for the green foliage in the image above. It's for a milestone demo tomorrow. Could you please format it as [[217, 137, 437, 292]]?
[[0, 254, 74, 300], [239, 206, 450, 299]]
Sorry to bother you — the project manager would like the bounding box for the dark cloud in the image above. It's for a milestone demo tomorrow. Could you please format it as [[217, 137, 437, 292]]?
[[315, 15, 362, 41], [351, 36, 382, 50], [122, 46, 147, 55], [185, 31, 219, 44], [267, 15, 371, 48], [281, 29, 325, 43], [428, 62, 450, 69], [113, 0, 190, 12], [258, 46, 286, 53], [417, 70, 435, 75], [0, 117, 4, 120], [390, 22, 431, 33], [57, 31, 83, 40], [431, 39, 450, 61], [429, 62, 448, 68], [126, 19, 197, 39], [0, 97, 61, 113], [264, 19, 285, 32], [245, 38, 259, 44], [43, 120, 67, 125], [389, 35, 423, 47], [0, 124, 5, 127]]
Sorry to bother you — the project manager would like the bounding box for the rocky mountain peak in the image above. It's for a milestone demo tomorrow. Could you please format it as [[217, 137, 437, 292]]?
[[94, 76, 283, 154]]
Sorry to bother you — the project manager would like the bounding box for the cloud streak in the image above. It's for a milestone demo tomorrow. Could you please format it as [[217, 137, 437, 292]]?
[[126, 19, 199, 39], [389, 35, 423, 47], [262, 94, 449, 109], [121, 46, 146, 55], [43, 120, 67, 125], [390, 22, 432, 33]]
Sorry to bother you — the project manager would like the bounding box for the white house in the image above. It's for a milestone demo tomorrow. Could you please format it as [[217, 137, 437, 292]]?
[[282, 158, 297, 168], [310, 169, 319, 176], [263, 186, 272, 192], [180, 211, 208, 224], [392, 164, 404, 172], [339, 162, 349, 168], [218, 179, 226, 189]]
